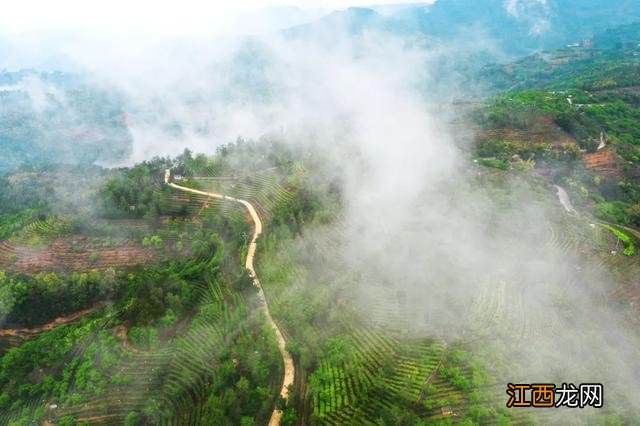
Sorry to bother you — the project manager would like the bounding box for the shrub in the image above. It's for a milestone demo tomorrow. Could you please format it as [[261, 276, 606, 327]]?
[[599, 224, 636, 256], [594, 202, 631, 225], [478, 158, 510, 170], [628, 204, 640, 227], [124, 411, 141, 426], [58, 416, 75, 426], [150, 235, 164, 250]]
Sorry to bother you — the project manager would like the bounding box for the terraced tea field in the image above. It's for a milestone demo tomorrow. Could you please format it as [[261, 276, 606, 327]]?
[[2, 154, 638, 425], [0, 216, 196, 273]]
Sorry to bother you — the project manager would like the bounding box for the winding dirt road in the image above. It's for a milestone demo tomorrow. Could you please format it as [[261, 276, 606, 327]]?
[[164, 170, 294, 426]]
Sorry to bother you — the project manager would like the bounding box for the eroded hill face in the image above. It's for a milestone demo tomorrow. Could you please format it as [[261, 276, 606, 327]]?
[[473, 85, 640, 228]]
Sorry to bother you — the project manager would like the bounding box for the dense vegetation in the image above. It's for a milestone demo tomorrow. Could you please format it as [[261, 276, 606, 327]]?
[[289, 0, 640, 59], [0, 126, 637, 424], [480, 23, 640, 92], [0, 140, 533, 424], [1, 16, 640, 425], [475, 30, 640, 228], [0, 148, 283, 424]]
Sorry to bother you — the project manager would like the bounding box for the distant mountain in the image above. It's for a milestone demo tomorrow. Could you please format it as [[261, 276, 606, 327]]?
[[479, 22, 640, 92], [594, 22, 640, 49], [370, 2, 434, 17], [283, 0, 640, 60], [0, 70, 132, 174], [423, 0, 640, 55]]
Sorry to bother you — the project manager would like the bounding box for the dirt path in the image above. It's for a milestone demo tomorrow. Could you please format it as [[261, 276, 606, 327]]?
[[165, 170, 294, 426], [0, 305, 100, 338], [554, 185, 577, 214]]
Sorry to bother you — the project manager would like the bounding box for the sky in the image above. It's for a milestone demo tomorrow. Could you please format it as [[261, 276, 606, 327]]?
[[0, 1, 433, 37]]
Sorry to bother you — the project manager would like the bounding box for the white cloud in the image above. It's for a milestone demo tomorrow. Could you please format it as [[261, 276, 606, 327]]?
[[0, 1, 434, 37], [504, 0, 550, 35]]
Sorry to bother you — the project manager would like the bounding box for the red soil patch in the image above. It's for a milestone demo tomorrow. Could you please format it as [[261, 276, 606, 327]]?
[[583, 148, 624, 179], [0, 236, 159, 274]]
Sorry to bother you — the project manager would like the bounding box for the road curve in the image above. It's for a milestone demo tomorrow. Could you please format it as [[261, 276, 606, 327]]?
[[164, 170, 294, 425]]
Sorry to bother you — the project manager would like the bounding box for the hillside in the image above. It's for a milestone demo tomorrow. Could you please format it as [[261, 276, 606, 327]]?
[[284, 0, 640, 58], [2, 3, 640, 426], [480, 22, 640, 92], [0, 70, 132, 174], [473, 22, 640, 231], [1, 137, 638, 424], [0, 149, 285, 424]]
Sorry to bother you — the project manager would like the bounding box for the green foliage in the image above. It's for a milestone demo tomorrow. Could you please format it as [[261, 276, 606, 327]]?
[[0, 318, 103, 414], [124, 411, 140, 426], [594, 202, 631, 225], [128, 327, 159, 350], [57, 416, 75, 426], [0, 210, 40, 240], [240, 416, 256, 426], [478, 158, 510, 170], [599, 223, 636, 256], [280, 408, 297, 425], [481, 23, 640, 93], [173, 148, 223, 176], [150, 235, 164, 249], [584, 101, 640, 147], [478, 91, 570, 127], [476, 78, 640, 218], [628, 204, 640, 227], [160, 308, 177, 327], [0, 269, 116, 327], [8, 215, 75, 246], [100, 157, 174, 218], [619, 181, 640, 204], [478, 139, 554, 160], [439, 366, 470, 391], [123, 274, 189, 326]]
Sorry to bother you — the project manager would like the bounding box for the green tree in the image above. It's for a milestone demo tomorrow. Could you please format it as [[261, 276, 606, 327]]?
[[144, 399, 162, 423], [124, 411, 141, 426]]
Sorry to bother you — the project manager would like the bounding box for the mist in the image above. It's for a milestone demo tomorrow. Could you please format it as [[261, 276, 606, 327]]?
[[4, 5, 639, 421]]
